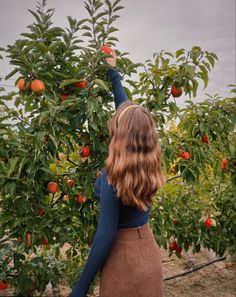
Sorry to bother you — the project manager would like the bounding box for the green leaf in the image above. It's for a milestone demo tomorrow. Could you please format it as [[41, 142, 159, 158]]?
[[28, 9, 41, 23], [36, 43, 48, 53], [113, 0, 122, 7], [164, 52, 174, 58], [107, 36, 119, 42], [209, 52, 218, 60], [14, 97, 21, 108], [206, 55, 215, 68], [191, 46, 202, 52], [49, 134, 58, 150], [89, 121, 98, 131], [82, 32, 93, 38], [81, 25, 91, 31], [53, 71, 69, 79], [67, 16, 76, 29], [94, 79, 109, 91], [175, 49, 185, 58], [191, 79, 199, 97], [20, 33, 37, 39], [108, 27, 119, 34], [7, 157, 19, 178], [113, 5, 125, 12], [199, 64, 208, 75], [84, 3, 93, 16], [105, 0, 112, 13], [77, 19, 87, 27], [17, 157, 27, 177], [5, 69, 18, 80], [53, 226, 61, 233], [38, 167, 53, 176], [94, 1, 103, 10], [35, 61, 47, 68], [56, 117, 70, 125], [95, 12, 107, 20], [59, 79, 80, 88], [48, 42, 59, 52], [38, 111, 50, 126], [198, 72, 209, 89]]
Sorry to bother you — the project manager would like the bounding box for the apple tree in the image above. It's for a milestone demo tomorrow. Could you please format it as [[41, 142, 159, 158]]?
[[132, 49, 235, 257], [0, 0, 138, 294]]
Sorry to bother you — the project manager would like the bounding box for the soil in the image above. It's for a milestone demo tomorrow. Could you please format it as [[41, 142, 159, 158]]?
[[1, 247, 235, 297]]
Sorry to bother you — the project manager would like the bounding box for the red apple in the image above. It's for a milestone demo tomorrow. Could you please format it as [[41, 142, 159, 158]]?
[[204, 217, 214, 229], [31, 79, 45, 94], [37, 207, 45, 217], [75, 195, 87, 204], [17, 78, 31, 91], [73, 81, 87, 88], [0, 281, 9, 290], [183, 152, 190, 159], [63, 194, 69, 201], [42, 238, 48, 245], [169, 240, 178, 251], [171, 86, 182, 98], [221, 158, 228, 170], [60, 94, 69, 101], [179, 151, 190, 160], [47, 182, 59, 193], [175, 245, 183, 254], [101, 44, 113, 55], [27, 232, 32, 248], [80, 146, 90, 158], [66, 179, 76, 188], [202, 135, 209, 143]]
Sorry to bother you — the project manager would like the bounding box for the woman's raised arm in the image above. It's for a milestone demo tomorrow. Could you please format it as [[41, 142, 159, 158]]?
[[105, 50, 128, 110]]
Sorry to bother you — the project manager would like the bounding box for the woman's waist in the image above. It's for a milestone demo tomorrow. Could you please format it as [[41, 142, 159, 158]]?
[[116, 222, 154, 241]]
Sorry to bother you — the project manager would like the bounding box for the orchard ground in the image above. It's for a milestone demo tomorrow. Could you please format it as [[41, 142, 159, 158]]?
[[0, 244, 235, 297]]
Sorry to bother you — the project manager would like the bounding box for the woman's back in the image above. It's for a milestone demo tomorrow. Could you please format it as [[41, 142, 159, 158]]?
[[94, 169, 152, 229]]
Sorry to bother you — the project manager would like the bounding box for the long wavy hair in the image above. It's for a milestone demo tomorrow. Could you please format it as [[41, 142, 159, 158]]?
[[105, 101, 165, 211]]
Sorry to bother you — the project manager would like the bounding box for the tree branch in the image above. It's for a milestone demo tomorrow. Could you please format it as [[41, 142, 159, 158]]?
[[66, 157, 79, 167], [0, 235, 10, 244], [166, 174, 182, 183], [0, 232, 15, 244]]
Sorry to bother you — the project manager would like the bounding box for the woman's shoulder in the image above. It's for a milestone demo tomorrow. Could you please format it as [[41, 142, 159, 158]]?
[[95, 168, 116, 193], [101, 168, 118, 194]]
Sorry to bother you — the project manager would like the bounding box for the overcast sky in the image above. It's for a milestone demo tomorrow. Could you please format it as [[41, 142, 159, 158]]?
[[0, 0, 235, 104]]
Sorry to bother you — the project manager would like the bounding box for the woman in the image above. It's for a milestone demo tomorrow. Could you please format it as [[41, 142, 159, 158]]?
[[69, 50, 165, 297]]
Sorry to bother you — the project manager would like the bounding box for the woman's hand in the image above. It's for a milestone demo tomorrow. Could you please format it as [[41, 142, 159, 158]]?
[[105, 49, 117, 68]]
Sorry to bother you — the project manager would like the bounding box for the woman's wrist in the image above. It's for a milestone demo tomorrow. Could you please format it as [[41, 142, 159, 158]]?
[[107, 68, 120, 81]]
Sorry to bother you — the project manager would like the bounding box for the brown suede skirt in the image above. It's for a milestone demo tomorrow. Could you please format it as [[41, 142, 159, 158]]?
[[99, 222, 163, 297]]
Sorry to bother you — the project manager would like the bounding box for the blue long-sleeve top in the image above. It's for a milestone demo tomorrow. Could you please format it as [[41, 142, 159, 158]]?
[[69, 68, 152, 297]]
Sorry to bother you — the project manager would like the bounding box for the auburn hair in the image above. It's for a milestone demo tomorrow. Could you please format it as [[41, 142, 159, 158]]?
[[105, 101, 165, 211]]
